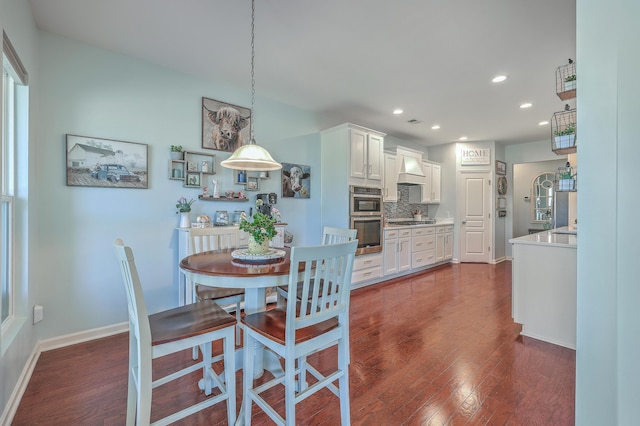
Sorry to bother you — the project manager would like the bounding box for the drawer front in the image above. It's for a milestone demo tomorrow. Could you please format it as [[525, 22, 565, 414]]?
[[411, 249, 436, 268], [436, 226, 445, 234], [352, 265, 382, 283], [444, 225, 454, 233], [354, 253, 382, 271], [384, 229, 399, 240], [411, 235, 435, 252], [411, 227, 435, 237], [399, 229, 412, 238]]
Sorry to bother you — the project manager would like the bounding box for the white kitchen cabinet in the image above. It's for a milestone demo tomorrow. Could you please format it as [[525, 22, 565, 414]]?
[[352, 252, 382, 286], [383, 153, 398, 202], [341, 124, 384, 186], [409, 161, 441, 204], [435, 225, 454, 262], [411, 227, 435, 268], [383, 228, 411, 274], [444, 225, 453, 260]]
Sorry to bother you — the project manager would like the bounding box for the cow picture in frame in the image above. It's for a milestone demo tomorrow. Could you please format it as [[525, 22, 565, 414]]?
[[281, 163, 310, 199], [65, 134, 148, 189], [201, 97, 251, 152]]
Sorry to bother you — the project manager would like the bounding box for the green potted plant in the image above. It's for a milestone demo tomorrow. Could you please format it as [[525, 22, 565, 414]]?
[[170, 145, 183, 160], [563, 74, 577, 91], [553, 123, 576, 149], [239, 212, 277, 254], [176, 196, 194, 228]]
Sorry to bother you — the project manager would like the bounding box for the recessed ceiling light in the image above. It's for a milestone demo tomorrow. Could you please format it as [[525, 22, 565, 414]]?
[[459, 136, 468, 141], [539, 121, 549, 126], [393, 109, 403, 115], [492, 75, 507, 83], [431, 125, 440, 130], [520, 103, 533, 109]]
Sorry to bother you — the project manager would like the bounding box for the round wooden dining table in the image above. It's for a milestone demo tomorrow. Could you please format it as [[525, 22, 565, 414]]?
[[179, 247, 297, 379]]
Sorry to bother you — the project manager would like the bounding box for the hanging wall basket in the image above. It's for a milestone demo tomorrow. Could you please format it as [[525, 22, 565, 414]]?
[[556, 60, 577, 101], [551, 107, 577, 155]]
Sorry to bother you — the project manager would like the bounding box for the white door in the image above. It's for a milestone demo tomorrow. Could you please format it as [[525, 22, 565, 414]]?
[[458, 171, 491, 263]]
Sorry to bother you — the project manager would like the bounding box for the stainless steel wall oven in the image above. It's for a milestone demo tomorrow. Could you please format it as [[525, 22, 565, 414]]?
[[350, 186, 383, 255]]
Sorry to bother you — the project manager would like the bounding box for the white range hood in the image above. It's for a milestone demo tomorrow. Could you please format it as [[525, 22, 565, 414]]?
[[397, 148, 427, 185]]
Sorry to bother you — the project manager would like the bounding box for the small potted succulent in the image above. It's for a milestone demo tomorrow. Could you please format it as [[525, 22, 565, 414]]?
[[553, 123, 576, 149], [170, 145, 183, 160]]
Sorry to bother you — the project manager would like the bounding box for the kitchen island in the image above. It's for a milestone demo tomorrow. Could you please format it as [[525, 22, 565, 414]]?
[[509, 227, 577, 349]]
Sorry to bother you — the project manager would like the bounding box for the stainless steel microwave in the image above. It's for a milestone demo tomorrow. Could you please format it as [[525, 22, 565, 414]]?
[[349, 186, 383, 216]]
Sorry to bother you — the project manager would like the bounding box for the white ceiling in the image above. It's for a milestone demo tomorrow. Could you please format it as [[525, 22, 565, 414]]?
[[27, 0, 576, 147]]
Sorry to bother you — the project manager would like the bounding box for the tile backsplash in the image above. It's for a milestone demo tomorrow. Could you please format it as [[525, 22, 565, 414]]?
[[384, 186, 432, 220]]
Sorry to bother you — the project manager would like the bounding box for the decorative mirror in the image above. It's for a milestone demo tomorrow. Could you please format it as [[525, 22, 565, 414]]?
[[531, 172, 555, 222]]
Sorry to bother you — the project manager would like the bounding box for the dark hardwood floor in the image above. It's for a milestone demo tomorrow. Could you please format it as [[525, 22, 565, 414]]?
[[12, 262, 575, 425]]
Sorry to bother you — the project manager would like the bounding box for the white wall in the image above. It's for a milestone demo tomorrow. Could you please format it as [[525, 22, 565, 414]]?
[[576, 1, 640, 423], [32, 32, 323, 344]]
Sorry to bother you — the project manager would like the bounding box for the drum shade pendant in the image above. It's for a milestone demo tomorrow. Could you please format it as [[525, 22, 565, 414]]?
[[221, 0, 281, 172]]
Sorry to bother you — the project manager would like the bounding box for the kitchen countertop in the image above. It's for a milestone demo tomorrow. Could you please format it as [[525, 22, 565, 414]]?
[[509, 226, 577, 248]]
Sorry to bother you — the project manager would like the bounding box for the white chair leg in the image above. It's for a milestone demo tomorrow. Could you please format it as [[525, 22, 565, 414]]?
[[223, 329, 237, 426], [201, 342, 213, 396], [338, 338, 351, 426], [243, 330, 255, 426], [126, 332, 137, 426], [285, 355, 296, 426], [137, 354, 153, 426]]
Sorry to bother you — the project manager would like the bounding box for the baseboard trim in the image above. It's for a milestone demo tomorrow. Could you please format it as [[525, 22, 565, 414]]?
[[39, 322, 128, 352], [1, 322, 128, 425]]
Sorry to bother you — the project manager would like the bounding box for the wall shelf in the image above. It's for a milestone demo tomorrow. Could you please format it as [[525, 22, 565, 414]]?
[[198, 195, 249, 202], [168, 150, 215, 188]]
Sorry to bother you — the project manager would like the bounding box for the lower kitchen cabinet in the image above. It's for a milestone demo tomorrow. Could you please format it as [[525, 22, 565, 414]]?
[[436, 225, 454, 262], [352, 252, 382, 287], [411, 227, 436, 268], [383, 228, 411, 275]]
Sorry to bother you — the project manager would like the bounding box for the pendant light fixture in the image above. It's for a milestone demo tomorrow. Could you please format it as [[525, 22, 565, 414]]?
[[221, 0, 282, 171]]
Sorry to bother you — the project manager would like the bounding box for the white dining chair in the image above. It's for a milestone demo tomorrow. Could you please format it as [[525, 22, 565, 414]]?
[[276, 226, 357, 304], [241, 240, 357, 426], [188, 227, 245, 346], [114, 238, 236, 426]]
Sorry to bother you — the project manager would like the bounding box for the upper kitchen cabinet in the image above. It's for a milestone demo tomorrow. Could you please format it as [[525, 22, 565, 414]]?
[[383, 152, 398, 202], [409, 161, 441, 204], [323, 123, 385, 187]]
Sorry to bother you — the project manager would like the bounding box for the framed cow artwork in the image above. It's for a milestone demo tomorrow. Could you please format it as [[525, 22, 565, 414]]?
[[201, 97, 251, 152], [281, 163, 311, 199]]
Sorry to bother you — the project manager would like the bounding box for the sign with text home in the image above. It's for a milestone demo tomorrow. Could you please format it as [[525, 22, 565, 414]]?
[[461, 148, 491, 165]]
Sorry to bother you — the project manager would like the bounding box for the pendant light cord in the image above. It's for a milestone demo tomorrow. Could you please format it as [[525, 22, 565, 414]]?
[[250, 0, 256, 144]]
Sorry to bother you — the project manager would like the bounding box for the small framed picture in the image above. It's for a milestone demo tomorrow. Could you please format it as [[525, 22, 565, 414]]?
[[187, 161, 198, 172], [186, 172, 200, 187], [497, 197, 506, 209], [496, 160, 507, 175], [246, 177, 259, 191]]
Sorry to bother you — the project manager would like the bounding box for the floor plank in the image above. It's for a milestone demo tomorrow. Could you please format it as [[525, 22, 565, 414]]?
[[12, 262, 575, 425]]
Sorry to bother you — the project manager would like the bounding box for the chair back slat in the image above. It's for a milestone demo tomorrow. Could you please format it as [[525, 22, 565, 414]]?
[[113, 239, 151, 344], [285, 241, 357, 337], [322, 226, 357, 245], [189, 227, 240, 255]]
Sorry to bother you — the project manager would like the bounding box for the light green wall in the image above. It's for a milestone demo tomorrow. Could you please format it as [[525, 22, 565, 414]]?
[[576, 0, 640, 424]]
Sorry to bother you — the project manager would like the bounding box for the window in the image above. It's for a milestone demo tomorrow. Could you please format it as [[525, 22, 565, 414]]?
[[531, 172, 555, 223], [2, 32, 27, 330]]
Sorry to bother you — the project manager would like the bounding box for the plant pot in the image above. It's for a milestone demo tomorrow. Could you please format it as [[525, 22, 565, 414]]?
[[413, 214, 422, 221], [563, 80, 576, 91], [178, 212, 191, 228], [554, 134, 576, 149], [557, 178, 576, 191], [247, 235, 270, 254], [170, 152, 183, 161]]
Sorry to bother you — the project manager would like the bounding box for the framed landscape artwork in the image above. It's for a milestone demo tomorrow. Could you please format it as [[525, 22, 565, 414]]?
[[65, 134, 148, 189], [201, 97, 251, 152]]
